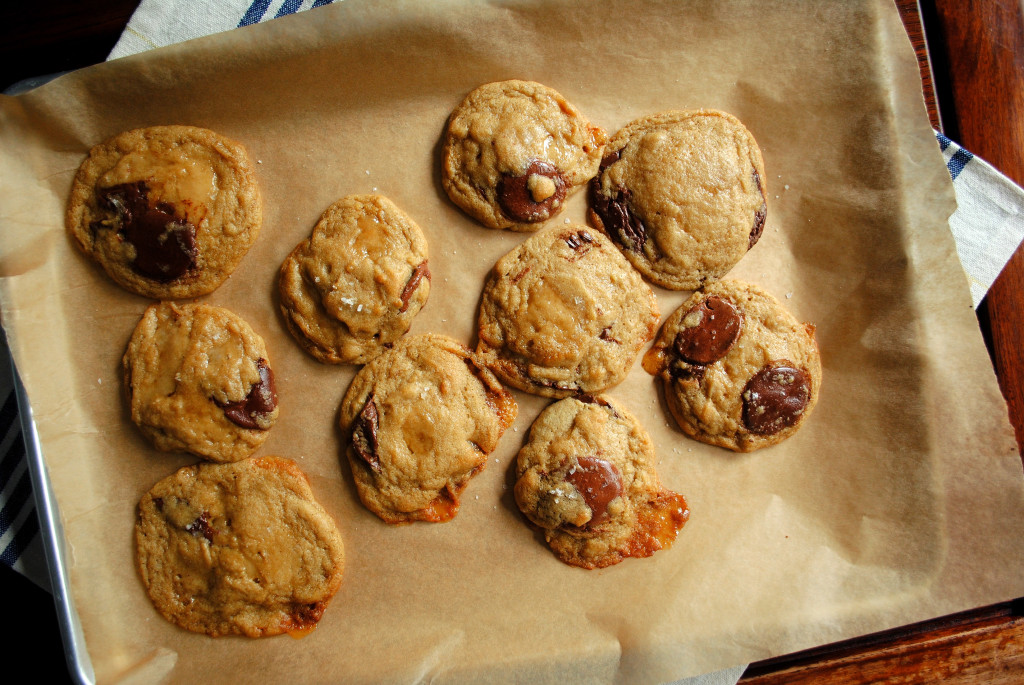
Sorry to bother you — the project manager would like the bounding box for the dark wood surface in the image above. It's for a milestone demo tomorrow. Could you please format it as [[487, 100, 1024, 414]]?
[[2, 1, 1022, 682]]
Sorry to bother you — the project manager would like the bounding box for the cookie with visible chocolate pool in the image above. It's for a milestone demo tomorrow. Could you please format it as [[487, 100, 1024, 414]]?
[[279, 194, 430, 365], [66, 125, 262, 299], [339, 333, 517, 524], [123, 301, 278, 462], [135, 457, 344, 637], [442, 80, 607, 231], [514, 395, 689, 569], [589, 110, 766, 290], [643, 280, 821, 452]]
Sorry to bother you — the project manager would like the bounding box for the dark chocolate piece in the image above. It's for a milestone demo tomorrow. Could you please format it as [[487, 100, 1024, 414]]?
[[742, 361, 811, 435], [673, 296, 742, 365], [588, 152, 647, 252], [96, 182, 197, 282], [220, 359, 277, 430], [565, 456, 623, 526], [497, 159, 567, 223], [352, 396, 381, 472], [185, 512, 215, 542], [749, 169, 766, 249], [399, 260, 431, 313]]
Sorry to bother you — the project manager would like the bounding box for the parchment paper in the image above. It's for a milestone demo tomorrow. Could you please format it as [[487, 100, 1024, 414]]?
[[1, 1, 1023, 683]]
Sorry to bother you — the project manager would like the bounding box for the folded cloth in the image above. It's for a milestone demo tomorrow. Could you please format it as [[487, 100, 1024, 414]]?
[[108, 0, 338, 59], [937, 132, 1024, 307], [3, 4, 1023, 685]]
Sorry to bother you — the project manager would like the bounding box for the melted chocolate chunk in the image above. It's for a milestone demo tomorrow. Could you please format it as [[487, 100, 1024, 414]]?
[[598, 326, 620, 344], [749, 169, 766, 249], [673, 296, 742, 365], [668, 361, 706, 383], [742, 361, 811, 435], [497, 159, 568, 223], [563, 230, 594, 251], [562, 229, 596, 261], [565, 456, 623, 527], [96, 182, 197, 282], [588, 151, 647, 252], [220, 359, 277, 429], [352, 396, 380, 472], [185, 512, 215, 542], [399, 260, 431, 313]]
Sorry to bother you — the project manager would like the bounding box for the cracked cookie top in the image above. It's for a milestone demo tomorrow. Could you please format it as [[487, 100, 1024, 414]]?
[[279, 194, 430, 365], [339, 333, 517, 524], [135, 457, 344, 637], [123, 301, 278, 462], [476, 224, 658, 398]]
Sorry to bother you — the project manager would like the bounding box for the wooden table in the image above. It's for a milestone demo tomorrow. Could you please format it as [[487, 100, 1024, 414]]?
[[2, 1, 1022, 682]]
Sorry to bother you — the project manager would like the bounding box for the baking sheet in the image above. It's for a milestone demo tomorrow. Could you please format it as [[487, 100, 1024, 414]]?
[[1, 0, 1024, 683]]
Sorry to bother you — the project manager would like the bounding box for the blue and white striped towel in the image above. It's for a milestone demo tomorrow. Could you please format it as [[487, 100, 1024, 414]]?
[[2, 4, 1023, 684]]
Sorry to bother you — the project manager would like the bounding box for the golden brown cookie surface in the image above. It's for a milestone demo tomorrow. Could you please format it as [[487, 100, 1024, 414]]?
[[123, 302, 278, 462], [66, 125, 262, 298], [589, 110, 766, 290], [135, 457, 345, 637], [279, 194, 430, 365], [514, 395, 688, 569], [477, 224, 659, 398], [442, 80, 606, 231], [339, 333, 517, 524], [643, 280, 821, 451]]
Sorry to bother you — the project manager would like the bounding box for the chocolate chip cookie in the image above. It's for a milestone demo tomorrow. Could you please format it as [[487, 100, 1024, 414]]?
[[135, 457, 345, 637], [442, 80, 607, 231], [339, 333, 517, 524], [643, 280, 821, 451], [66, 125, 262, 298], [477, 224, 659, 398], [589, 110, 766, 290], [278, 194, 430, 365], [514, 395, 689, 569], [124, 302, 278, 462]]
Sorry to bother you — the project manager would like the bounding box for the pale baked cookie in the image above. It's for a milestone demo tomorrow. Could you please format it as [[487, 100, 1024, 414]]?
[[135, 457, 345, 637], [477, 224, 659, 398], [514, 395, 689, 569], [339, 333, 517, 524], [589, 110, 766, 290], [124, 302, 278, 462], [66, 125, 262, 298], [442, 80, 607, 231], [643, 280, 820, 452], [279, 195, 430, 365]]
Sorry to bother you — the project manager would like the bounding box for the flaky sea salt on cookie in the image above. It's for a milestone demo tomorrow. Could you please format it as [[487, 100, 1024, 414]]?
[[279, 194, 430, 365], [339, 333, 517, 524], [477, 224, 659, 398], [514, 395, 689, 569], [135, 457, 345, 637], [589, 110, 766, 290], [66, 125, 262, 298], [643, 280, 821, 452], [442, 80, 606, 231], [123, 301, 278, 462]]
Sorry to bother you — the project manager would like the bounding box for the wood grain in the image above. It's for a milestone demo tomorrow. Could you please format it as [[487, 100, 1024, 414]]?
[[743, 608, 1024, 684], [927, 0, 1024, 453]]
